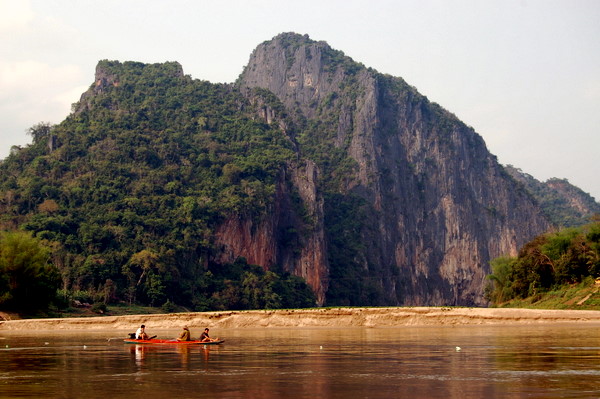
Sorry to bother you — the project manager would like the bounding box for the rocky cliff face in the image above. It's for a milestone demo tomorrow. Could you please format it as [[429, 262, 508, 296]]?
[[232, 33, 551, 306], [212, 159, 329, 304]]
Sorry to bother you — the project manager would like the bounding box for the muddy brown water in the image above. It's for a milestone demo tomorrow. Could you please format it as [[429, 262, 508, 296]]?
[[1, 325, 599, 398]]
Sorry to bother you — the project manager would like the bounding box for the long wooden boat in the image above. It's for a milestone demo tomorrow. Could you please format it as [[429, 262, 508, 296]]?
[[123, 338, 224, 345]]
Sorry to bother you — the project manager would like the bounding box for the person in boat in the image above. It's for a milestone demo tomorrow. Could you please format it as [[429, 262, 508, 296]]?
[[199, 328, 219, 342], [135, 324, 149, 340], [177, 326, 191, 341]]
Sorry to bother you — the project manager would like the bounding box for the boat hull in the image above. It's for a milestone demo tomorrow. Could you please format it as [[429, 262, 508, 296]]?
[[123, 338, 224, 345]]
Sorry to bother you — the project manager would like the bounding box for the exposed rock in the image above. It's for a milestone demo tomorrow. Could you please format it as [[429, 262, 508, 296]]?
[[236, 33, 551, 306], [213, 160, 329, 304]]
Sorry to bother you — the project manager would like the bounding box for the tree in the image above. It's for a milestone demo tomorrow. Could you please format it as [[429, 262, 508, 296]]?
[[240, 270, 281, 309], [0, 231, 60, 312], [27, 122, 54, 144], [485, 257, 515, 303], [122, 249, 165, 305]]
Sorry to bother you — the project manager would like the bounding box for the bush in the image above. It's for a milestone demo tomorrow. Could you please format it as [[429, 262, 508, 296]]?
[[91, 302, 108, 314], [161, 299, 177, 313], [0, 231, 60, 312], [486, 221, 600, 305], [72, 290, 94, 304]]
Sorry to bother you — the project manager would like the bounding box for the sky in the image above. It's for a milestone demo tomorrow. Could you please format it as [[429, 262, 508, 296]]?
[[1, 0, 599, 200]]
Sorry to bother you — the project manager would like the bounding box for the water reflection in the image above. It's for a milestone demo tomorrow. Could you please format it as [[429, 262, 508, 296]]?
[[128, 343, 216, 370], [0, 325, 599, 398]]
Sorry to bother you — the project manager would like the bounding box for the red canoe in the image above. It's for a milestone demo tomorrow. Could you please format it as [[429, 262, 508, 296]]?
[[123, 338, 224, 345]]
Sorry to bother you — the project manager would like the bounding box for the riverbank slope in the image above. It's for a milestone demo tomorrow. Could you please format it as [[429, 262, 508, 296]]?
[[2, 307, 600, 331]]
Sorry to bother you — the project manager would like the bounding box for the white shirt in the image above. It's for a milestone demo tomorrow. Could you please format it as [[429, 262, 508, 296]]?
[[135, 327, 145, 339]]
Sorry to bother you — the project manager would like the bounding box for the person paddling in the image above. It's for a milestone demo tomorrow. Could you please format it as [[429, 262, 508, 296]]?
[[199, 328, 219, 342]]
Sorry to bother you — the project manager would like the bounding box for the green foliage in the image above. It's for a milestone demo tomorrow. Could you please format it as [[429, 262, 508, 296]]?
[[0, 231, 60, 312], [192, 258, 316, 311], [485, 257, 515, 303], [491, 277, 600, 310], [323, 193, 386, 306], [27, 122, 54, 144], [161, 299, 177, 313], [504, 165, 600, 227], [486, 222, 600, 305], [0, 60, 309, 311], [91, 302, 107, 314]]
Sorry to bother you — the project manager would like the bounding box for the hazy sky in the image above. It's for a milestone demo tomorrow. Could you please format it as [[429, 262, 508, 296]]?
[[1, 0, 599, 200]]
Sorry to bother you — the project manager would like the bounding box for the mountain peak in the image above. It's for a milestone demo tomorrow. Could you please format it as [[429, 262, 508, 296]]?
[[239, 32, 366, 119], [74, 60, 185, 114], [268, 32, 317, 46]]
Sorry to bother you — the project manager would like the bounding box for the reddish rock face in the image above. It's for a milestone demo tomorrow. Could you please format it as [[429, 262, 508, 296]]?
[[213, 160, 329, 305]]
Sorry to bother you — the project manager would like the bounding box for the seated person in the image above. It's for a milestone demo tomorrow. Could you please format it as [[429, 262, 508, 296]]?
[[135, 324, 149, 340], [177, 326, 191, 341], [199, 328, 218, 342]]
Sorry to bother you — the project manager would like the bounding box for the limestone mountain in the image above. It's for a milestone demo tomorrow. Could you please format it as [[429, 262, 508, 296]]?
[[0, 33, 555, 309]]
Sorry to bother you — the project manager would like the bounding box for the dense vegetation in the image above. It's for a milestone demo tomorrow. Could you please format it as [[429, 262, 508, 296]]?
[[504, 165, 600, 227], [485, 220, 600, 305], [0, 231, 60, 313], [0, 61, 316, 314]]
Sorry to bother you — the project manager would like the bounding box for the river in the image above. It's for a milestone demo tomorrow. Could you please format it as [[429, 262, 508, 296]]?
[[1, 324, 599, 398]]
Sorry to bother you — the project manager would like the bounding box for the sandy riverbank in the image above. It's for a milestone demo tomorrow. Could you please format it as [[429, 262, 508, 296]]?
[[1, 307, 600, 331]]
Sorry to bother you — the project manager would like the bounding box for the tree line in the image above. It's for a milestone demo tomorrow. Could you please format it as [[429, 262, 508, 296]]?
[[485, 219, 600, 304], [0, 230, 315, 315]]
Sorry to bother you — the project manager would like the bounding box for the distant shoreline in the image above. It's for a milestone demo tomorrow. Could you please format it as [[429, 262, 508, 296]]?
[[2, 307, 600, 331]]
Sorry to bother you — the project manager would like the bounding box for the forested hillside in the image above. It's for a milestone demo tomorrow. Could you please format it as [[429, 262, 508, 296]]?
[[505, 165, 600, 227], [0, 60, 315, 313]]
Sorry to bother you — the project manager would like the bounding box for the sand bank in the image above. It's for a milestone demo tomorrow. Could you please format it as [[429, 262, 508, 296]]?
[[1, 307, 600, 331]]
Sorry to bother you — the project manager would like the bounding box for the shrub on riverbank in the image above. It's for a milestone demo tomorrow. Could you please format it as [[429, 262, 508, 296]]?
[[486, 220, 600, 309], [492, 276, 600, 310]]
